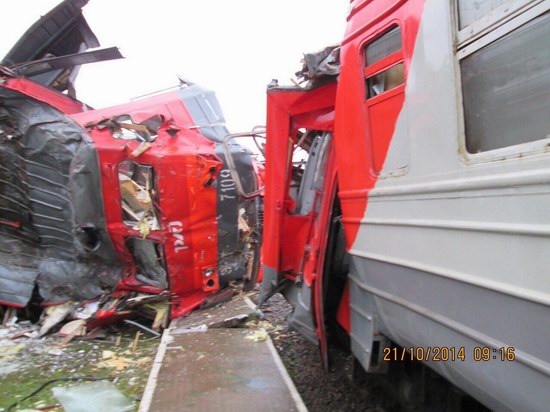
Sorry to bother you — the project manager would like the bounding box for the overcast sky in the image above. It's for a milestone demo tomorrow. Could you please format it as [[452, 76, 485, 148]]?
[[3, 1, 348, 131]]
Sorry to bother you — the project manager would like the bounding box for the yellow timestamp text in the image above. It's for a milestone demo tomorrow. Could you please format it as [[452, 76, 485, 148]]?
[[383, 346, 516, 362]]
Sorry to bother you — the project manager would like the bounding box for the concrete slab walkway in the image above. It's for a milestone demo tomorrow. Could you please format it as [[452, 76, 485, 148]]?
[[139, 297, 307, 412]]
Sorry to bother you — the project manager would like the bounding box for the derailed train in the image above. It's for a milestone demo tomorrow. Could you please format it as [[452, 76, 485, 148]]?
[[254, 0, 550, 410], [0, 0, 261, 320], [1, 0, 549, 410]]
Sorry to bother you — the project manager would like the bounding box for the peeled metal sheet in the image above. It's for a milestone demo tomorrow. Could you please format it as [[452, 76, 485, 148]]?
[[0, 88, 122, 305]]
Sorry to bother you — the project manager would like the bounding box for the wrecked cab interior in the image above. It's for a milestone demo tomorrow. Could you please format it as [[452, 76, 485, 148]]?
[[0, 0, 263, 333]]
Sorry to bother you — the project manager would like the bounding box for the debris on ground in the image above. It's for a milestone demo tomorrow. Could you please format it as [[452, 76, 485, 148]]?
[[40, 303, 75, 337], [0, 322, 158, 411], [244, 328, 268, 342], [52, 380, 133, 412], [98, 354, 132, 372]]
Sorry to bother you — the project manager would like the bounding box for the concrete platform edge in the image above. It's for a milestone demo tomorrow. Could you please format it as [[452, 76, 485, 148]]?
[[139, 326, 172, 412]]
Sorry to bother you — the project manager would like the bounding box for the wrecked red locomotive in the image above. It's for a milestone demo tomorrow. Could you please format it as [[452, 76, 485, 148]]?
[[0, 0, 262, 322]]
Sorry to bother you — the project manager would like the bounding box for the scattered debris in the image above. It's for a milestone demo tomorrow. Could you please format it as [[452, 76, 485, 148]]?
[[123, 320, 161, 338], [5, 378, 111, 412], [0, 343, 25, 360], [146, 302, 170, 331], [59, 320, 87, 338], [74, 302, 100, 320], [102, 350, 115, 360], [98, 355, 131, 371], [119, 161, 160, 233], [209, 313, 249, 329], [52, 380, 133, 412], [47, 348, 64, 357], [39, 303, 75, 337], [8, 329, 34, 340], [131, 331, 141, 353], [245, 328, 268, 342], [2, 307, 17, 328]]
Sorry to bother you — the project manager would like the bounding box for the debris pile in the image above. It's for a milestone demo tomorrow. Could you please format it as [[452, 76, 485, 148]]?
[[0, 302, 160, 411], [0, 290, 171, 350]]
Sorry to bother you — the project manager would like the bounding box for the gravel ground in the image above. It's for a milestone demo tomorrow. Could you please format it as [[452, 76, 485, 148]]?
[[261, 293, 397, 412]]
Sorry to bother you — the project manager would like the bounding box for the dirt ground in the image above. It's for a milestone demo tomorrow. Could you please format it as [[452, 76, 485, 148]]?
[[0, 326, 158, 411]]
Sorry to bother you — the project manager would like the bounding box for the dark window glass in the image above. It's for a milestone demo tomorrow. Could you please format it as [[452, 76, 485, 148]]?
[[461, 12, 550, 153], [367, 63, 404, 98], [365, 26, 402, 66]]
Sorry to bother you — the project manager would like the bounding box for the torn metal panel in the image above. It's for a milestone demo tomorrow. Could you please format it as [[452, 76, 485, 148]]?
[[296, 45, 341, 86], [12, 47, 124, 78], [2, 0, 119, 96], [2, 0, 98, 67], [0, 264, 38, 307], [0, 87, 122, 305]]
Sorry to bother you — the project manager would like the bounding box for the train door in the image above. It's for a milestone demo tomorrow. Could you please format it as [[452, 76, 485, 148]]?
[[260, 81, 338, 368]]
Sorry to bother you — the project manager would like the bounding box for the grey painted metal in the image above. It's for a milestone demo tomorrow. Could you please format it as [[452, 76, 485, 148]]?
[[348, 255, 550, 411], [14, 47, 124, 78], [177, 86, 229, 143], [259, 265, 279, 303], [347, 1, 550, 410], [282, 281, 319, 345], [296, 133, 332, 216], [2, 0, 97, 67]]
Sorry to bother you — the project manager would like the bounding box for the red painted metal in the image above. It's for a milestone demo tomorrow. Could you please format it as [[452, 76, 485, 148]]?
[[263, 82, 337, 367], [335, 0, 424, 248], [2, 77, 86, 114], [70, 92, 222, 318], [262, 0, 426, 354], [263, 84, 337, 274], [1, 75, 234, 319]]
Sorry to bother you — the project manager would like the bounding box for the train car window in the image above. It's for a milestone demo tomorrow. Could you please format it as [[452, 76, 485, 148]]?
[[456, 0, 542, 46], [367, 63, 404, 98], [365, 26, 402, 65], [461, 11, 550, 153], [364, 26, 404, 98], [363, 26, 406, 173], [457, 0, 507, 28]]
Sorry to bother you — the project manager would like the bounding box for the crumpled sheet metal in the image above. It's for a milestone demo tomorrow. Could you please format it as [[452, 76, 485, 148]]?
[[0, 88, 122, 306], [296, 45, 341, 85]]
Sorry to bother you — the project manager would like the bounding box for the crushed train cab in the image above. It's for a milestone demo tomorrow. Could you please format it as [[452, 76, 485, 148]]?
[[0, 0, 261, 322]]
